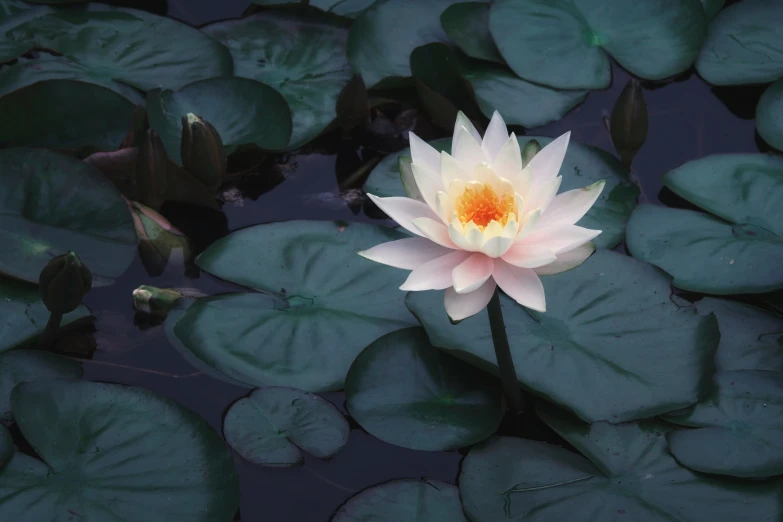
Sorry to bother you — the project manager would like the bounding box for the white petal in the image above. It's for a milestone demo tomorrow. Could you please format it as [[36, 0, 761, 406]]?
[[534, 242, 596, 276], [453, 127, 487, 174], [483, 219, 504, 239], [441, 151, 470, 187], [509, 165, 532, 201], [519, 224, 601, 254], [453, 111, 482, 147], [409, 132, 441, 174], [464, 221, 485, 249], [412, 217, 458, 249], [398, 156, 424, 202], [525, 176, 562, 214], [479, 235, 514, 258], [493, 133, 522, 179], [436, 192, 452, 222], [444, 278, 496, 321], [358, 238, 452, 270], [400, 251, 470, 291], [368, 194, 439, 237], [492, 261, 546, 312], [515, 208, 541, 241], [448, 219, 478, 251], [528, 132, 570, 185], [501, 243, 557, 268], [482, 111, 509, 162], [453, 253, 494, 294], [411, 163, 445, 217], [536, 180, 606, 229]]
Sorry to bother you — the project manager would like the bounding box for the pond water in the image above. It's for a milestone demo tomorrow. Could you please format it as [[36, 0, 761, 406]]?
[[61, 4, 770, 521]]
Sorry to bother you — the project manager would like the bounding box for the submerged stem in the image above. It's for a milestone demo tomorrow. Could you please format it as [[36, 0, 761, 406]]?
[[37, 310, 63, 351], [487, 289, 523, 416]]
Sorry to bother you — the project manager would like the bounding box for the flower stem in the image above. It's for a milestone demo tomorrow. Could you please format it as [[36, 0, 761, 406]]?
[[37, 310, 63, 351], [487, 288, 523, 416]]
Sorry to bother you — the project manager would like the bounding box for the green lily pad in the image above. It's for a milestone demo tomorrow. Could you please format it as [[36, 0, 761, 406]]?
[[0, 350, 83, 422], [0, 148, 137, 286], [347, 0, 458, 89], [223, 386, 349, 467], [459, 407, 783, 522], [663, 370, 783, 478], [0, 425, 9, 469], [406, 249, 718, 423], [309, 0, 377, 18], [700, 0, 725, 19], [0, 379, 239, 521], [345, 327, 502, 451], [146, 76, 292, 164], [0, 4, 233, 90], [459, 56, 588, 129], [0, 5, 51, 59], [441, 2, 504, 64], [489, 0, 707, 89], [202, 12, 352, 149], [0, 79, 136, 151], [627, 154, 783, 294], [364, 136, 637, 249], [757, 78, 783, 151], [696, 0, 783, 85], [0, 0, 35, 19], [695, 298, 783, 372], [332, 479, 469, 522], [166, 221, 418, 392]]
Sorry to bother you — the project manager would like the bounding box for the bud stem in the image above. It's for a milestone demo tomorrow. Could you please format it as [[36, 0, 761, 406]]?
[[37, 310, 63, 350], [487, 289, 524, 420]]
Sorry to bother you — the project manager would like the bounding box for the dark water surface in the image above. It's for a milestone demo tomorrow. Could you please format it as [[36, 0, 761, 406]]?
[[69, 1, 771, 521]]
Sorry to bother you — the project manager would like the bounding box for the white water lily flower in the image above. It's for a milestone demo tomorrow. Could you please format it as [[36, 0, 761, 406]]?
[[359, 111, 604, 321]]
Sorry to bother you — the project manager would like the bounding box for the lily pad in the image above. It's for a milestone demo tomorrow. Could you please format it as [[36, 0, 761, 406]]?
[[0, 0, 36, 19], [364, 136, 637, 249], [332, 479, 469, 522], [146, 76, 292, 164], [0, 379, 239, 521], [0, 148, 137, 285], [309, 0, 377, 18], [0, 425, 9, 469], [0, 350, 83, 422], [459, 407, 783, 522], [0, 4, 233, 90], [458, 55, 588, 129], [695, 298, 783, 372], [757, 77, 783, 151], [344, 327, 502, 451], [627, 154, 783, 294], [0, 79, 136, 151], [347, 0, 458, 89], [406, 248, 719, 423], [202, 12, 352, 149], [489, 0, 707, 89], [695, 0, 783, 85], [223, 387, 349, 467], [166, 221, 418, 392], [700, 0, 725, 19], [441, 2, 503, 64], [663, 370, 783, 478]]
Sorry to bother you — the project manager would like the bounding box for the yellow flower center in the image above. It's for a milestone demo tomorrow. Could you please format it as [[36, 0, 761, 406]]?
[[454, 183, 514, 230]]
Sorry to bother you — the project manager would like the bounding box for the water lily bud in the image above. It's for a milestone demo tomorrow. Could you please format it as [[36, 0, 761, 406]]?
[[132, 285, 183, 319], [180, 113, 227, 194], [610, 78, 648, 169], [38, 252, 92, 314], [136, 129, 169, 210], [521, 139, 541, 168], [129, 201, 192, 277]]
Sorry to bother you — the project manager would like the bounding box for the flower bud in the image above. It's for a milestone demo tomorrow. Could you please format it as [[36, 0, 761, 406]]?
[[132, 285, 182, 319], [129, 201, 191, 277], [521, 139, 541, 168], [180, 113, 227, 194], [38, 252, 92, 314], [610, 78, 648, 169], [136, 129, 169, 210]]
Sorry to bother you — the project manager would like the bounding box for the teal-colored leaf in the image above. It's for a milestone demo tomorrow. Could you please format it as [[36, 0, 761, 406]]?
[[700, 0, 725, 19], [757, 78, 783, 151], [440, 2, 504, 64]]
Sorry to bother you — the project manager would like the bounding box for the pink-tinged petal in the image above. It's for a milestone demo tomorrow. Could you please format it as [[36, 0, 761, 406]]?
[[436, 192, 452, 222], [534, 242, 595, 276], [444, 278, 496, 321], [482, 111, 509, 162], [501, 243, 557, 268], [409, 132, 441, 174], [492, 261, 546, 312], [412, 217, 458, 249], [411, 163, 445, 216], [453, 111, 482, 146], [525, 176, 562, 213], [453, 127, 487, 174], [479, 235, 514, 258], [358, 238, 452, 269], [367, 194, 439, 237], [400, 251, 471, 291], [493, 133, 523, 180], [535, 180, 606, 229], [453, 253, 494, 294], [515, 207, 541, 241], [441, 151, 471, 186], [528, 132, 570, 185], [519, 224, 601, 254]]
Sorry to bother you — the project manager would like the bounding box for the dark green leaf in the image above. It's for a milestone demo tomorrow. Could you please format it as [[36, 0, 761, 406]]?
[[441, 2, 504, 64], [757, 77, 783, 151], [700, 0, 725, 19], [0, 425, 9, 469]]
